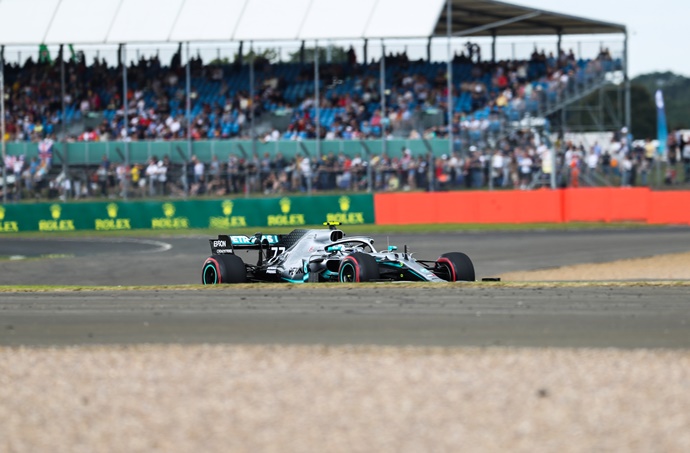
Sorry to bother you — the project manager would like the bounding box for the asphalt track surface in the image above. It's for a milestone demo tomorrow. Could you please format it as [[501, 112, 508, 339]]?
[[1, 227, 690, 348]]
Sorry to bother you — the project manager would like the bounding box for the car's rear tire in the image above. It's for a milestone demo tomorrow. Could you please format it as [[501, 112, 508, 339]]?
[[435, 252, 475, 282], [338, 252, 380, 282], [202, 254, 247, 284]]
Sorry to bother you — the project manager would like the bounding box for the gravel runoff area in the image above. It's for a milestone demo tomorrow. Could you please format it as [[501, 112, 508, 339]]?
[[0, 345, 688, 453], [498, 250, 690, 281], [3, 246, 690, 452], [1, 345, 689, 453]]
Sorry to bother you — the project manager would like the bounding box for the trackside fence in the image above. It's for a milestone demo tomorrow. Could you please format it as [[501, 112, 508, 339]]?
[[0, 188, 689, 234]]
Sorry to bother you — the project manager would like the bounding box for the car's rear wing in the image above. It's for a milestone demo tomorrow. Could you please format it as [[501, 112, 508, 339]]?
[[209, 234, 282, 255]]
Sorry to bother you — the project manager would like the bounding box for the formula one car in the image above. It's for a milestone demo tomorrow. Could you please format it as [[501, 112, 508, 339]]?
[[201, 222, 475, 284]]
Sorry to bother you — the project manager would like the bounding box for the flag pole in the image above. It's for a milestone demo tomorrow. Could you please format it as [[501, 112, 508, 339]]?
[[655, 89, 668, 188]]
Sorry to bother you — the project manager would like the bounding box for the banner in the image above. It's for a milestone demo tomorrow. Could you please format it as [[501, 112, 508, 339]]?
[[655, 89, 668, 158], [0, 194, 376, 233]]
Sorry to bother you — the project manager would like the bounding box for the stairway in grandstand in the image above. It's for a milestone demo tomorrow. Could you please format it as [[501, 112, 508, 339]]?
[[536, 71, 616, 120], [493, 61, 622, 147]]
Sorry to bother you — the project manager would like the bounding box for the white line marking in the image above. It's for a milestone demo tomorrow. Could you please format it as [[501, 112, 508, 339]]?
[[127, 239, 173, 253], [7, 237, 175, 255]]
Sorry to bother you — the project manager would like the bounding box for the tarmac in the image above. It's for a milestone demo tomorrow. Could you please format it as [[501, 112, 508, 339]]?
[[1, 227, 689, 348]]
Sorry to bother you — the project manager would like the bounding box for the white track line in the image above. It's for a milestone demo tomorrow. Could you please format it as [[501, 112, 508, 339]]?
[[116, 238, 173, 254], [14, 237, 175, 254]]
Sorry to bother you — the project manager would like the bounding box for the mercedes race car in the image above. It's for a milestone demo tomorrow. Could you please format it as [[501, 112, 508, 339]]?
[[201, 222, 475, 284]]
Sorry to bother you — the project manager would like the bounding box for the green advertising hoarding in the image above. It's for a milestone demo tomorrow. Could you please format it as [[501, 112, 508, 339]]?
[[0, 194, 375, 233]]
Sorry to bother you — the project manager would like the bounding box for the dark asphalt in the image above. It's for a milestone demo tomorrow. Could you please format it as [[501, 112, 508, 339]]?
[[1, 227, 689, 348], [1, 286, 689, 348], [1, 227, 690, 285]]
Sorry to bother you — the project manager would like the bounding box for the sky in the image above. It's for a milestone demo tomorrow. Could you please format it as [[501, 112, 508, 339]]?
[[511, 0, 689, 77]]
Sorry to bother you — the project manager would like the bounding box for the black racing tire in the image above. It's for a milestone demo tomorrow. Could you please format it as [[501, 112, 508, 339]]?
[[201, 254, 247, 284], [436, 252, 475, 282], [338, 252, 380, 282]]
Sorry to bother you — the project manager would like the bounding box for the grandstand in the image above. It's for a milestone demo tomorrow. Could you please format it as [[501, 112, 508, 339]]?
[[1, 0, 634, 201]]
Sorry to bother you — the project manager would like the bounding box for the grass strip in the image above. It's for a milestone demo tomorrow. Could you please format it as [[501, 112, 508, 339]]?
[[1, 280, 689, 293]]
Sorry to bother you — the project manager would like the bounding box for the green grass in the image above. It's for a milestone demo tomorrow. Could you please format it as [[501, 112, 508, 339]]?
[[0, 284, 199, 292], [1, 280, 689, 292], [0, 221, 656, 239]]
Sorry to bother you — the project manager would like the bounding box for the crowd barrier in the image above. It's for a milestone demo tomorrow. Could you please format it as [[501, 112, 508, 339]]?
[[374, 188, 690, 226], [1, 189, 689, 234]]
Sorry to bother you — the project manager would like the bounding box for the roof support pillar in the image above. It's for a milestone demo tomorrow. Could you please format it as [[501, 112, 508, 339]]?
[[491, 31, 497, 63], [121, 43, 129, 200], [59, 45, 70, 199], [427, 37, 432, 62], [624, 30, 631, 134], [363, 39, 368, 65], [314, 40, 320, 162], [556, 30, 562, 59], [249, 41, 255, 171], [380, 39, 387, 157], [446, 0, 453, 160], [185, 41, 192, 198], [300, 41, 305, 65]]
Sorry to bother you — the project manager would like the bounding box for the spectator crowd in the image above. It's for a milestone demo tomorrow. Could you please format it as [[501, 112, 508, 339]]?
[[3, 125, 689, 202], [6, 42, 676, 203], [2, 43, 618, 146]]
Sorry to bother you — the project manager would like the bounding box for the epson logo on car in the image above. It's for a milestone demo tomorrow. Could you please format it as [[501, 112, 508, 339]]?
[[213, 240, 227, 248]]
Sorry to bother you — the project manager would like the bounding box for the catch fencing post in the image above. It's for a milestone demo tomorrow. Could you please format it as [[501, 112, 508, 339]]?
[[185, 41, 192, 197], [121, 43, 130, 200]]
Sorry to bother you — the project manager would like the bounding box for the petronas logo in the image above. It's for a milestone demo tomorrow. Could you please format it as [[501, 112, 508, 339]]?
[[50, 204, 62, 220], [280, 197, 291, 214], [222, 200, 234, 216], [163, 203, 176, 218], [107, 203, 118, 219], [339, 196, 351, 212], [0, 206, 5, 221]]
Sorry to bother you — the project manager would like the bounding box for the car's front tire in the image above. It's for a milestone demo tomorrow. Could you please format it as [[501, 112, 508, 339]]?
[[435, 252, 475, 282], [202, 254, 247, 284], [338, 252, 380, 282]]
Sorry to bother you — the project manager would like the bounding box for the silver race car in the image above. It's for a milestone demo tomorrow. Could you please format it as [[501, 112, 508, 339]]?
[[201, 222, 475, 284]]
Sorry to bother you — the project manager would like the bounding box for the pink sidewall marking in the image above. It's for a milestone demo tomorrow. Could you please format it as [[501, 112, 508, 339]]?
[[205, 257, 222, 284], [436, 258, 456, 282], [343, 257, 361, 282]]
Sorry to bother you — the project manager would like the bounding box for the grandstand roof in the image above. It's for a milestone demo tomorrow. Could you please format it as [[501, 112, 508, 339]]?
[[436, 0, 627, 37], [0, 0, 626, 46]]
